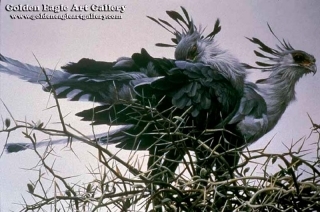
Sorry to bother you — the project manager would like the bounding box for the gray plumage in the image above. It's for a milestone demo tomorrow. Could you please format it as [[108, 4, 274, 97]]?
[[0, 55, 69, 86], [0, 8, 316, 182], [0, 8, 245, 182], [0, 54, 151, 104], [231, 27, 317, 143], [150, 8, 246, 93]]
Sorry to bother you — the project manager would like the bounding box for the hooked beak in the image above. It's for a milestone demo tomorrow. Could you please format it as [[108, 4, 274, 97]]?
[[308, 63, 317, 75]]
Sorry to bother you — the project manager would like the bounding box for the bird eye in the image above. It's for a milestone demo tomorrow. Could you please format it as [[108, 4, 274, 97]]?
[[187, 44, 198, 60], [292, 53, 306, 63]]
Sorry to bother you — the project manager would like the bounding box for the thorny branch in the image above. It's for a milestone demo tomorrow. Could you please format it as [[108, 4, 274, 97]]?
[[1, 65, 320, 211]]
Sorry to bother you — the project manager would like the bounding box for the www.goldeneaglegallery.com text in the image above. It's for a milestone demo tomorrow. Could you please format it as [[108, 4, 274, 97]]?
[[5, 4, 126, 13], [9, 13, 123, 21]]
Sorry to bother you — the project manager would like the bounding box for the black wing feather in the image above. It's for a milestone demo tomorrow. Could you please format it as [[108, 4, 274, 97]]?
[[62, 58, 116, 74], [74, 52, 240, 123]]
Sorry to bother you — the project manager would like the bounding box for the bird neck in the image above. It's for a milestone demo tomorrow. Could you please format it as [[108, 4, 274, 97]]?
[[257, 68, 300, 132]]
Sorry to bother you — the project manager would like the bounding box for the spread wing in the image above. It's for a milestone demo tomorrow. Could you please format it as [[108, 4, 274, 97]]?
[[72, 50, 242, 150]]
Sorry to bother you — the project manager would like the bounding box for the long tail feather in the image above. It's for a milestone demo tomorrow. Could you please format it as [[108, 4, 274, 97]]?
[[5, 137, 70, 153], [0, 54, 147, 104], [0, 54, 69, 85], [5, 125, 133, 153]]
